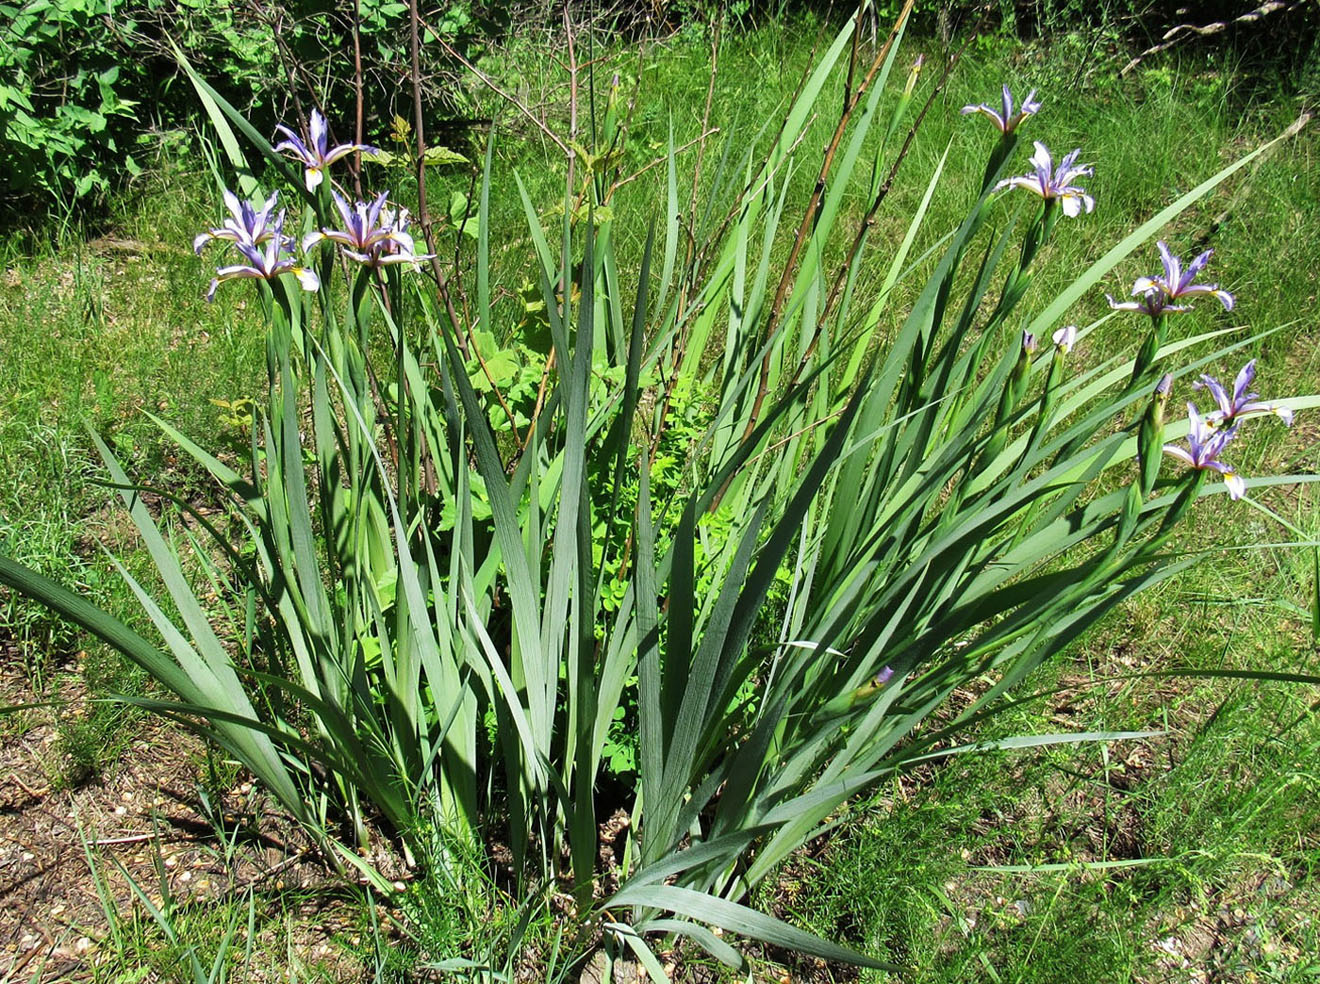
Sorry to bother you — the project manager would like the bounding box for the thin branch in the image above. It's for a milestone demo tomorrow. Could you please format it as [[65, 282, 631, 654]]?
[[351, 0, 365, 199], [740, 0, 916, 443], [608, 128, 719, 195], [790, 48, 958, 389], [406, 0, 468, 359], [419, 14, 570, 156], [91, 833, 160, 847], [1120, 0, 1306, 76]]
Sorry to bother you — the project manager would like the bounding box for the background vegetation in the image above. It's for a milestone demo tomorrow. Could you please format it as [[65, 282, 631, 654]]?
[[2, 0, 1319, 980]]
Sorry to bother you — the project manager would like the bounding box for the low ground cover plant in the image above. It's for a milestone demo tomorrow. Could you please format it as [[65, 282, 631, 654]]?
[[2, 3, 1316, 976]]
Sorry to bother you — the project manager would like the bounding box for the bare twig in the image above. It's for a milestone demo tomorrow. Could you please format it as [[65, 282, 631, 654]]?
[[645, 114, 815, 464], [91, 833, 160, 847], [1119, 0, 1307, 76], [9, 773, 47, 799], [419, 14, 570, 156], [608, 128, 720, 195], [409, 0, 429, 243], [522, 349, 558, 451], [645, 29, 722, 463], [790, 47, 960, 388], [247, 1, 319, 127], [740, 0, 917, 443], [843, 2, 865, 110], [405, 0, 468, 360], [747, 405, 849, 467], [352, 0, 365, 199]]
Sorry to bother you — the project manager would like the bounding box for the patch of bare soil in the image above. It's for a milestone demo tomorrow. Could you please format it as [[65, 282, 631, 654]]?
[[1137, 873, 1320, 983], [0, 645, 372, 982]]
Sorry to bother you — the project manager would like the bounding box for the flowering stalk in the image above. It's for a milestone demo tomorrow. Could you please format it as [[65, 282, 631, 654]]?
[[1156, 467, 1210, 538], [1114, 374, 1172, 550], [1128, 312, 1167, 387], [962, 85, 1041, 193], [976, 331, 1038, 471], [1020, 324, 1076, 462], [1137, 373, 1173, 498], [969, 142, 1093, 360]]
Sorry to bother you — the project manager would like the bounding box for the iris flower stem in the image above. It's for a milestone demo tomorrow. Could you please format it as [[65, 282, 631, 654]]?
[[1110, 384, 1169, 549], [1129, 313, 1167, 388], [980, 132, 1020, 195], [1157, 468, 1209, 538], [977, 199, 1056, 352], [949, 200, 1059, 520], [1019, 349, 1066, 465]]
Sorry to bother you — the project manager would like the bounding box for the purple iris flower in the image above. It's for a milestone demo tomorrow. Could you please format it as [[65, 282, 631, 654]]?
[[193, 189, 287, 256], [303, 191, 433, 268], [1052, 325, 1077, 354], [961, 84, 1041, 133], [274, 109, 377, 193], [1162, 402, 1246, 500], [1106, 242, 1234, 317], [994, 141, 1094, 217], [206, 215, 320, 302], [1194, 359, 1294, 428], [1106, 285, 1173, 318]]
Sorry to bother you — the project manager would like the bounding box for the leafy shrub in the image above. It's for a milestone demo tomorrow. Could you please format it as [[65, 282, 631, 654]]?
[[0, 0, 496, 214], [0, 0, 145, 204]]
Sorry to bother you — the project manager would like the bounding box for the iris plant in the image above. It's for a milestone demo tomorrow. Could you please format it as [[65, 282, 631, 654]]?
[[193, 189, 287, 256], [1107, 242, 1235, 317], [274, 108, 377, 193], [1163, 402, 1246, 499], [995, 141, 1094, 217], [961, 84, 1041, 133], [1196, 359, 1295, 428], [303, 191, 432, 268], [205, 215, 319, 301]]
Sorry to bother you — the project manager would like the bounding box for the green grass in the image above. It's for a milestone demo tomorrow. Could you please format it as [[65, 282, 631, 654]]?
[[2, 14, 1318, 981]]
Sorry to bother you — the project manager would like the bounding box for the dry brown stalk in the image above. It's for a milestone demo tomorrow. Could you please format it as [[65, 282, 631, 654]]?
[[740, 0, 917, 443]]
